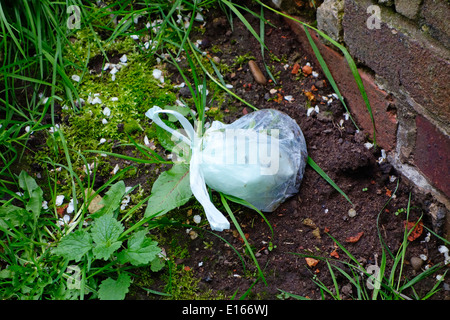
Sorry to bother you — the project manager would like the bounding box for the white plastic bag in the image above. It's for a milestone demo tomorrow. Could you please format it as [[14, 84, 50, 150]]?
[[145, 107, 308, 231]]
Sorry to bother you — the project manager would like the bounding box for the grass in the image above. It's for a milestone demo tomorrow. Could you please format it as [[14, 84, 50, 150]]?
[[0, 0, 446, 300]]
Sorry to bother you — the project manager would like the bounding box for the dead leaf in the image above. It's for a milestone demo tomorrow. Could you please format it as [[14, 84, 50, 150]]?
[[305, 257, 319, 267], [302, 65, 312, 75], [304, 91, 315, 101], [56, 203, 68, 218], [291, 63, 300, 74], [404, 220, 423, 241], [330, 249, 339, 259], [345, 231, 364, 243]]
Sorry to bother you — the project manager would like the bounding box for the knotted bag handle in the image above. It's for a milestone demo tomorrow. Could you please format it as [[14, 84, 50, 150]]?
[[145, 106, 230, 231]]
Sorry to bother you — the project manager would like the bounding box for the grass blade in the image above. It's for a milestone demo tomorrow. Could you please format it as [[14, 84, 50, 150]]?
[[307, 156, 353, 206]]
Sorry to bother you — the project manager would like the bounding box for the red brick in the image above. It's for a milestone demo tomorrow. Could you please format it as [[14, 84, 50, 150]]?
[[343, 0, 450, 126], [414, 115, 450, 198], [284, 16, 398, 151]]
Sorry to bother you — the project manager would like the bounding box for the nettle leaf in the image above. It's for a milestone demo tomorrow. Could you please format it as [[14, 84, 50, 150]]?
[[0, 205, 29, 229], [145, 164, 192, 218], [53, 230, 93, 262], [91, 213, 124, 260], [98, 273, 131, 300], [118, 229, 161, 266], [150, 256, 165, 272], [91, 181, 126, 218]]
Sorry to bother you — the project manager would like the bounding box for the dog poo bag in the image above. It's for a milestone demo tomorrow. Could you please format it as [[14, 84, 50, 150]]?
[[146, 106, 308, 231]]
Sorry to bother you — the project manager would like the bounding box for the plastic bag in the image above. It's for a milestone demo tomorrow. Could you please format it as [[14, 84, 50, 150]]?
[[146, 107, 308, 231]]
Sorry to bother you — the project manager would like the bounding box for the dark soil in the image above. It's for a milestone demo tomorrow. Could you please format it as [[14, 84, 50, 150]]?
[[148, 4, 449, 300]]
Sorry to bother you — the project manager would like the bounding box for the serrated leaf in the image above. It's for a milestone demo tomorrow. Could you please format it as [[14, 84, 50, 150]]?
[[150, 257, 165, 272], [145, 164, 192, 217], [118, 230, 161, 266], [90, 181, 126, 218], [53, 230, 93, 262], [98, 273, 131, 300], [91, 214, 124, 260]]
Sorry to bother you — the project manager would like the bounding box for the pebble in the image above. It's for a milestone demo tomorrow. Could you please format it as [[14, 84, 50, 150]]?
[[248, 60, 267, 85], [410, 256, 423, 271], [212, 56, 221, 64], [348, 208, 357, 218]]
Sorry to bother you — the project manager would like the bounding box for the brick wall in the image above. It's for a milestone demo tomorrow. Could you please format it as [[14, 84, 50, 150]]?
[[270, 0, 450, 238]]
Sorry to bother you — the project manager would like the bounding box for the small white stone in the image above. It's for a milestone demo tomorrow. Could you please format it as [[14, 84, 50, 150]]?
[[102, 118, 108, 124], [55, 195, 65, 206], [193, 215, 201, 224], [99, 138, 106, 144], [348, 208, 357, 218], [71, 74, 80, 82], [111, 97, 119, 101], [312, 71, 319, 78], [103, 107, 111, 117], [110, 66, 119, 75], [194, 12, 204, 22], [90, 96, 102, 105], [307, 107, 315, 117], [284, 95, 294, 102]]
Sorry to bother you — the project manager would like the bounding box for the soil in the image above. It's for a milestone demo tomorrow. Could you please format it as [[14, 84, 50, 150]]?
[[16, 2, 449, 300]]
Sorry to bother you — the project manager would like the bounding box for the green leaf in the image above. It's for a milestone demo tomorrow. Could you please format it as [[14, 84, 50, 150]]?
[[91, 214, 124, 260], [150, 256, 165, 272], [155, 120, 178, 152], [26, 188, 43, 219], [118, 229, 161, 266], [98, 273, 131, 300], [53, 230, 93, 262], [0, 205, 29, 229], [90, 181, 126, 218], [145, 164, 192, 217], [18, 170, 39, 197]]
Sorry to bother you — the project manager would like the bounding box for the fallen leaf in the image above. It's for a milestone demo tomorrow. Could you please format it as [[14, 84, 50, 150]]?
[[184, 266, 191, 271], [305, 257, 319, 267], [302, 65, 312, 75], [57, 203, 69, 218], [304, 91, 315, 101], [385, 187, 392, 197], [345, 231, 364, 243], [330, 249, 340, 259], [291, 63, 300, 74], [404, 220, 423, 241]]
